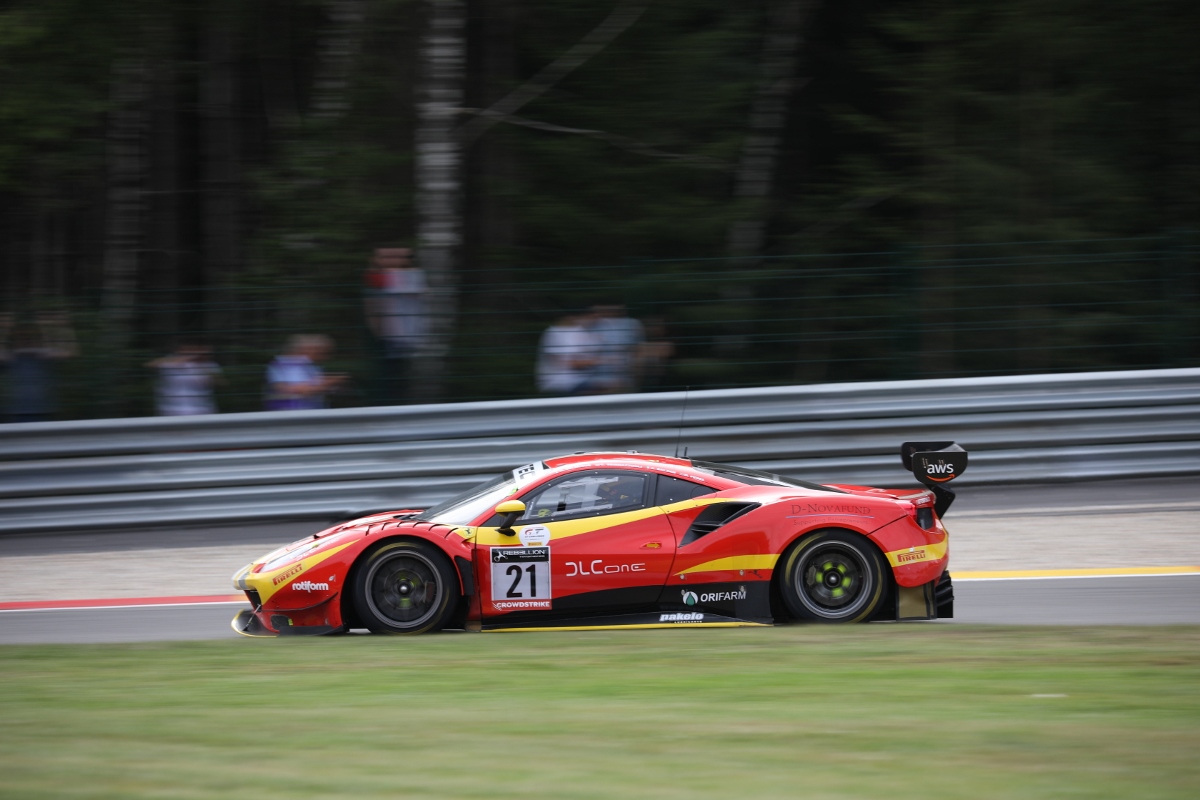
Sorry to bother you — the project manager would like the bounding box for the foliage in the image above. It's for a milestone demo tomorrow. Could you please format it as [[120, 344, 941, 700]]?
[[0, 0, 1197, 417]]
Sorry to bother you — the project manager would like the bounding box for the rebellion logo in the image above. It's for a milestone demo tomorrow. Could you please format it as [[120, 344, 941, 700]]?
[[272, 563, 305, 585], [293, 580, 330, 592], [897, 550, 927, 563]]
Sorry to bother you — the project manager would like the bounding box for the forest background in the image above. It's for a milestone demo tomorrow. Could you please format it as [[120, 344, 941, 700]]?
[[1, 0, 1197, 418]]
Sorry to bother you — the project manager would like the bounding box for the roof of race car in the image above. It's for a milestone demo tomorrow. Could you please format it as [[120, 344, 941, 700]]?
[[538, 451, 844, 494], [543, 451, 691, 470]]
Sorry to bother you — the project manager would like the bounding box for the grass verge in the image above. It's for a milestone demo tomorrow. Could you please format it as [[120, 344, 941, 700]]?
[[1, 625, 1198, 799]]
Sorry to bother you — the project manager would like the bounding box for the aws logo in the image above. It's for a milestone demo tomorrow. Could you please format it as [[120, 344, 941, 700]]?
[[924, 461, 956, 482]]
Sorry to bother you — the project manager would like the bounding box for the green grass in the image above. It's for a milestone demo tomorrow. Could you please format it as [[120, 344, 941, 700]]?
[[1, 626, 1198, 799]]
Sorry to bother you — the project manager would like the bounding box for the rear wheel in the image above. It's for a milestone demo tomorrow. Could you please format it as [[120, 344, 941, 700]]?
[[779, 530, 886, 623], [352, 540, 459, 634]]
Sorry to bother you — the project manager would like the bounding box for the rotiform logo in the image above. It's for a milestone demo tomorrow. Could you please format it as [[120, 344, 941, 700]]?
[[293, 580, 330, 592]]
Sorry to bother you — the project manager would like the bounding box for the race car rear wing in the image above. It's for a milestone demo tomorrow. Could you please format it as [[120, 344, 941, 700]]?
[[901, 441, 968, 516]]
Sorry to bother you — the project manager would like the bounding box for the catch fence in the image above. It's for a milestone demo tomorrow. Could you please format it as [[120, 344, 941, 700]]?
[[1, 235, 1195, 421]]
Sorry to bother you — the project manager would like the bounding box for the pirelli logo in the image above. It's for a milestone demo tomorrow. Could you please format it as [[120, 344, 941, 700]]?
[[272, 563, 305, 585], [897, 550, 927, 564]]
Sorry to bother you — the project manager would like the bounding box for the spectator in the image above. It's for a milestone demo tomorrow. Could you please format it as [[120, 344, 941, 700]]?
[[0, 310, 77, 423], [589, 303, 645, 394], [364, 247, 429, 404], [264, 334, 347, 411], [636, 316, 675, 392], [147, 342, 222, 416], [536, 310, 602, 396]]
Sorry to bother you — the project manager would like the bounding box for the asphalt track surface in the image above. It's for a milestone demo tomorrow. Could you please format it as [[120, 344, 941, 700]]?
[[0, 575, 1197, 644], [1, 476, 1197, 644]]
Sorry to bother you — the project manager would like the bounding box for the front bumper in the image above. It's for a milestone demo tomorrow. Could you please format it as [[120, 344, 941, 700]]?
[[231, 603, 346, 638]]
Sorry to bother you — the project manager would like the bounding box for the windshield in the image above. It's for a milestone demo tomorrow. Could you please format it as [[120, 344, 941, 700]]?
[[689, 460, 845, 494], [415, 462, 547, 525]]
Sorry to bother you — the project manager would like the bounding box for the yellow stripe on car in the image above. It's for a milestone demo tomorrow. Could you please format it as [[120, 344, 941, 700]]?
[[883, 539, 948, 568], [678, 554, 780, 575], [243, 542, 356, 604], [471, 496, 732, 546]]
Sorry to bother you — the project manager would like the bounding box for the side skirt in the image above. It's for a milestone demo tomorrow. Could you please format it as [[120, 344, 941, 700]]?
[[482, 611, 771, 632]]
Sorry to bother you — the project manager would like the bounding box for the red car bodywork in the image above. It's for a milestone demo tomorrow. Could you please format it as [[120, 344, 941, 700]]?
[[232, 450, 956, 636]]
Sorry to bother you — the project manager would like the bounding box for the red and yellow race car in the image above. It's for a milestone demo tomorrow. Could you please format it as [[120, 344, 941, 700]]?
[[232, 442, 967, 636]]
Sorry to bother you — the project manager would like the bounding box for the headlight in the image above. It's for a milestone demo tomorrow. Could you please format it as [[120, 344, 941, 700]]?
[[261, 539, 324, 572]]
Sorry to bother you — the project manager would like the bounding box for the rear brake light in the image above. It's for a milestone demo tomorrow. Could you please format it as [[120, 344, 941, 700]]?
[[916, 508, 934, 530]]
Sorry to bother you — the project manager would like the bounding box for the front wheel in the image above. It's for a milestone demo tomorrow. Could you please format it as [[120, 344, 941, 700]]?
[[779, 530, 887, 623], [352, 540, 460, 634]]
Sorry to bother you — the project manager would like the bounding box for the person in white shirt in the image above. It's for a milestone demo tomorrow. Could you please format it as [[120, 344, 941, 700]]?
[[589, 303, 645, 394], [536, 311, 603, 396], [147, 343, 222, 416]]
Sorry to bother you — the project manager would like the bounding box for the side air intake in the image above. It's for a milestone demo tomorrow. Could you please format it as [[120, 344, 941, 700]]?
[[681, 502, 760, 546]]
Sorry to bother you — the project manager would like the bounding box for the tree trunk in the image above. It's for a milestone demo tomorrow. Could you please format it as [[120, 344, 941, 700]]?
[[102, 56, 150, 351], [201, 3, 240, 339], [917, 8, 956, 378], [412, 0, 467, 402], [146, 27, 181, 342], [726, 1, 810, 262], [311, 0, 367, 122], [1015, 38, 1052, 372], [468, 0, 519, 298]]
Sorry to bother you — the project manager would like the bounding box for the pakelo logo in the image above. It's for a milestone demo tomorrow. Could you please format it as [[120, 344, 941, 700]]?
[[897, 549, 927, 563], [292, 580, 330, 592], [681, 590, 698, 606], [660, 612, 704, 623], [272, 563, 305, 585]]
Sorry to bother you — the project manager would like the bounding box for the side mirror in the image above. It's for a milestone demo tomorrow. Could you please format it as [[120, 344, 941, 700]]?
[[494, 500, 526, 536]]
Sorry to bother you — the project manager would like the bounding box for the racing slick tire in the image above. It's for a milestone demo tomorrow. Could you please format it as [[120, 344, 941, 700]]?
[[779, 529, 887, 623], [352, 540, 460, 635]]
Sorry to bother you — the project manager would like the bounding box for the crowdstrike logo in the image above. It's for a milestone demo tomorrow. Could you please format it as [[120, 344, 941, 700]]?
[[292, 580, 330, 592]]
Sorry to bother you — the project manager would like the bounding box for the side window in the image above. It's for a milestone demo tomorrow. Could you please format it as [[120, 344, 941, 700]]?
[[654, 475, 714, 506], [520, 471, 649, 522]]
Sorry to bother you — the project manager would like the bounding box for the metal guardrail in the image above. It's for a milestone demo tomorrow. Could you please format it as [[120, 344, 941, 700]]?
[[1, 368, 1198, 534]]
